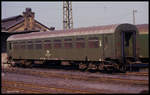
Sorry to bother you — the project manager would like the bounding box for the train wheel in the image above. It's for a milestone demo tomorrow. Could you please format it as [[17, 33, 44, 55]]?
[[112, 63, 119, 72], [10, 60, 16, 67], [88, 63, 97, 70], [119, 66, 126, 73], [25, 61, 33, 68], [79, 63, 87, 71], [98, 63, 104, 71]]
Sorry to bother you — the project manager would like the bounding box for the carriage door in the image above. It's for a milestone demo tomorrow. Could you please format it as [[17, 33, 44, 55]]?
[[122, 31, 136, 58]]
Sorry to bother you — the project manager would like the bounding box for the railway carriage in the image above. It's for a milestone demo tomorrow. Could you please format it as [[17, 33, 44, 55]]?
[[7, 23, 145, 72]]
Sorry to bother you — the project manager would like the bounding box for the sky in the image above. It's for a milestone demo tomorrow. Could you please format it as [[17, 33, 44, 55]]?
[[1, 1, 149, 30]]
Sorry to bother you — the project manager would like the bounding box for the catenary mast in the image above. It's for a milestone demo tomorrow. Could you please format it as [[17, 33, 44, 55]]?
[[63, 1, 73, 30]]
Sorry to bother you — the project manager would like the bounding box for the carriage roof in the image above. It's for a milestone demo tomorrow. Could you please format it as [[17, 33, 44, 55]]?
[[7, 23, 138, 41]]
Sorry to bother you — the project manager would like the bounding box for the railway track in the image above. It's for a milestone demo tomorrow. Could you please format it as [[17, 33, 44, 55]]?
[[2, 67, 148, 86], [125, 72, 148, 76], [2, 80, 93, 94], [2, 79, 118, 94]]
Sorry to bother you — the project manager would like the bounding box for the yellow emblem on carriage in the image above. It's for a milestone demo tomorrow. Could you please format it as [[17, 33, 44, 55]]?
[[45, 50, 51, 57], [99, 40, 102, 47]]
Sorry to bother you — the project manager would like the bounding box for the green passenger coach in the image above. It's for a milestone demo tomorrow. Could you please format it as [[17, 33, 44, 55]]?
[[7, 23, 147, 72]]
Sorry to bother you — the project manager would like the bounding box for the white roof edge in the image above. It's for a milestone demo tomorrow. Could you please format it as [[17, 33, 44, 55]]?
[[7, 29, 114, 41]]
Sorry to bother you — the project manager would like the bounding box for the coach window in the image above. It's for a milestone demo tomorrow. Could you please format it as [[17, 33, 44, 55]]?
[[88, 37, 99, 48], [20, 41, 26, 49], [54, 39, 62, 48], [27, 41, 33, 49], [9, 43, 12, 50], [64, 38, 73, 48], [35, 41, 42, 49], [76, 38, 85, 48], [44, 40, 51, 49], [104, 36, 108, 49], [13, 42, 18, 50]]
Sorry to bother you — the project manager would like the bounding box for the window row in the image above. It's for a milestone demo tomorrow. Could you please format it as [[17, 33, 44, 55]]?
[[13, 37, 99, 44], [12, 41, 100, 50]]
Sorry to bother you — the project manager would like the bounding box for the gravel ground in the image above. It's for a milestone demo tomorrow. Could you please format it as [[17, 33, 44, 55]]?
[[2, 69, 149, 94]]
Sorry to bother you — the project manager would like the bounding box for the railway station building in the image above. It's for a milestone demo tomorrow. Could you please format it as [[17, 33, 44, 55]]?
[[1, 8, 55, 63]]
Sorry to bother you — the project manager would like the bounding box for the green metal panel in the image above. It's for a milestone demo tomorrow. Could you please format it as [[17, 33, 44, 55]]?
[[137, 34, 149, 58], [85, 35, 102, 61], [114, 32, 122, 58], [8, 33, 118, 62], [103, 34, 115, 58]]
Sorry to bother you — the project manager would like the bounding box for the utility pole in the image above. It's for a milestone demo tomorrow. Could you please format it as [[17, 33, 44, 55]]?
[[63, 1, 73, 30], [133, 9, 137, 25]]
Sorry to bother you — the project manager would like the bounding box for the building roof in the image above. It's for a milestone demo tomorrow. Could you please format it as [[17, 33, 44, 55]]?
[[2, 15, 23, 22], [1, 15, 52, 32], [2, 15, 24, 30]]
